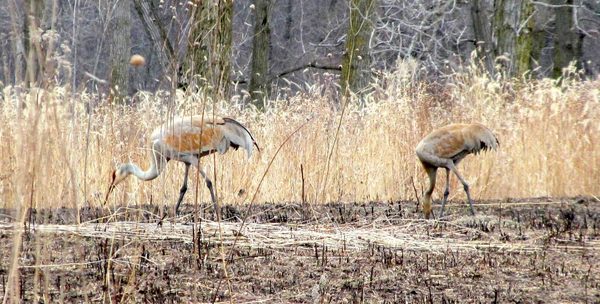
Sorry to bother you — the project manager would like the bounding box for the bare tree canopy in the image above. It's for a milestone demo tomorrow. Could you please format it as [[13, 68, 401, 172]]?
[[1, 0, 599, 100]]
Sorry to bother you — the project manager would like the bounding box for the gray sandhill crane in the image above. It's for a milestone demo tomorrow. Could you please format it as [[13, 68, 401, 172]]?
[[104, 116, 259, 216], [415, 123, 498, 219]]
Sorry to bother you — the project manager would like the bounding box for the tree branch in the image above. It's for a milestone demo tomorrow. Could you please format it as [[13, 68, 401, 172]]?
[[232, 61, 342, 84]]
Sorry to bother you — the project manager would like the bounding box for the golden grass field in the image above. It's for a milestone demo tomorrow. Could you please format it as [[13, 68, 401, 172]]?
[[1, 67, 598, 213]]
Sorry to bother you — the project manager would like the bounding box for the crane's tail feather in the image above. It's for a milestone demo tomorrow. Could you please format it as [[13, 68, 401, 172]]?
[[222, 117, 259, 158], [474, 126, 499, 154]]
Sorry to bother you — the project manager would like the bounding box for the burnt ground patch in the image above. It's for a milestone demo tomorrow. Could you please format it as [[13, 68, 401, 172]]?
[[1, 197, 599, 303]]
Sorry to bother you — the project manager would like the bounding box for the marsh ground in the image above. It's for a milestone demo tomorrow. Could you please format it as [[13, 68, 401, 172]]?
[[1, 197, 599, 303]]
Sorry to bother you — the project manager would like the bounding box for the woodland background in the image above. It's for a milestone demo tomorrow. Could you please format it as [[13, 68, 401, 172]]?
[[1, 0, 600, 105]]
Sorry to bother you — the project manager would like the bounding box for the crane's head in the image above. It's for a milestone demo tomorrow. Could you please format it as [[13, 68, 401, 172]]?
[[103, 165, 131, 205]]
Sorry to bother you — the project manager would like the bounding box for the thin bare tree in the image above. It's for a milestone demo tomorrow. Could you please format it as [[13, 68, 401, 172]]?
[[249, 0, 271, 108], [184, 0, 233, 97], [340, 0, 377, 97], [109, 0, 131, 103]]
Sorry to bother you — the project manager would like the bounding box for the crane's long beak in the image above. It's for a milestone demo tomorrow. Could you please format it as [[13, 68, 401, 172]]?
[[103, 171, 117, 206]]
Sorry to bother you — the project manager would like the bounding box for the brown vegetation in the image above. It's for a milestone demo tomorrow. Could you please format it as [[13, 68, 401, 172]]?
[[0, 66, 598, 211]]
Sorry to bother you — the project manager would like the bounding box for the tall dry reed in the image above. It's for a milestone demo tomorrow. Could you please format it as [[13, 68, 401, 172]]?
[[0, 67, 598, 211]]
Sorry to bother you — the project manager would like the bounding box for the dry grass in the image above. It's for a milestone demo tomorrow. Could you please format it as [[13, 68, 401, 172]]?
[[0, 67, 599, 213]]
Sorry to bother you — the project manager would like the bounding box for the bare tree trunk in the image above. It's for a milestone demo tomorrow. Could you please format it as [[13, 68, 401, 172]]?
[[552, 0, 584, 77], [472, 0, 543, 77], [515, 0, 543, 76], [40, 0, 60, 88], [184, 0, 233, 97], [340, 0, 376, 98], [471, 0, 494, 74], [109, 0, 131, 103], [493, 0, 534, 76], [493, 0, 518, 74], [24, 0, 45, 87], [249, 0, 271, 108], [7, 0, 26, 89]]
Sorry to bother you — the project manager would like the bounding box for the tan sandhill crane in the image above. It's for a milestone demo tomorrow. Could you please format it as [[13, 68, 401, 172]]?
[[415, 123, 498, 219], [104, 116, 259, 216]]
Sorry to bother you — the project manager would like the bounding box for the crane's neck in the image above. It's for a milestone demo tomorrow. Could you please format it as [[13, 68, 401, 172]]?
[[124, 158, 160, 181]]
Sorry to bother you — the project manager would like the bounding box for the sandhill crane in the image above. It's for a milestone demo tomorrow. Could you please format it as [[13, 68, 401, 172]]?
[[104, 116, 259, 217], [415, 123, 498, 219]]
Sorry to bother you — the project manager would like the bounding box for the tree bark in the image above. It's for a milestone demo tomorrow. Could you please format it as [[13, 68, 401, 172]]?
[[184, 0, 233, 97], [493, 0, 516, 73], [24, 0, 45, 87], [340, 0, 377, 98], [249, 0, 271, 108], [552, 0, 584, 77], [109, 0, 131, 103], [472, 0, 543, 77], [515, 0, 543, 76], [471, 0, 494, 74], [496, 0, 543, 76], [40, 0, 60, 88]]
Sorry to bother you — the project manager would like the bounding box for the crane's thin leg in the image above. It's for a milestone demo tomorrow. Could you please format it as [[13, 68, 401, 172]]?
[[438, 168, 451, 219], [422, 165, 437, 219], [448, 162, 475, 216], [187, 156, 219, 219], [174, 163, 191, 216], [198, 169, 218, 217]]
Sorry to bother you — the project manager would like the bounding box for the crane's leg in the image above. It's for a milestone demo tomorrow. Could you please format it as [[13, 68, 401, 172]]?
[[185, 156, 219, 218], [174, 163, 191, 216], [198, 168, 219, 218], [438, 168, 451, 218], [198, 169, 217, 206], [422, 165, 437, 219], [447, 162, 475, 216]]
